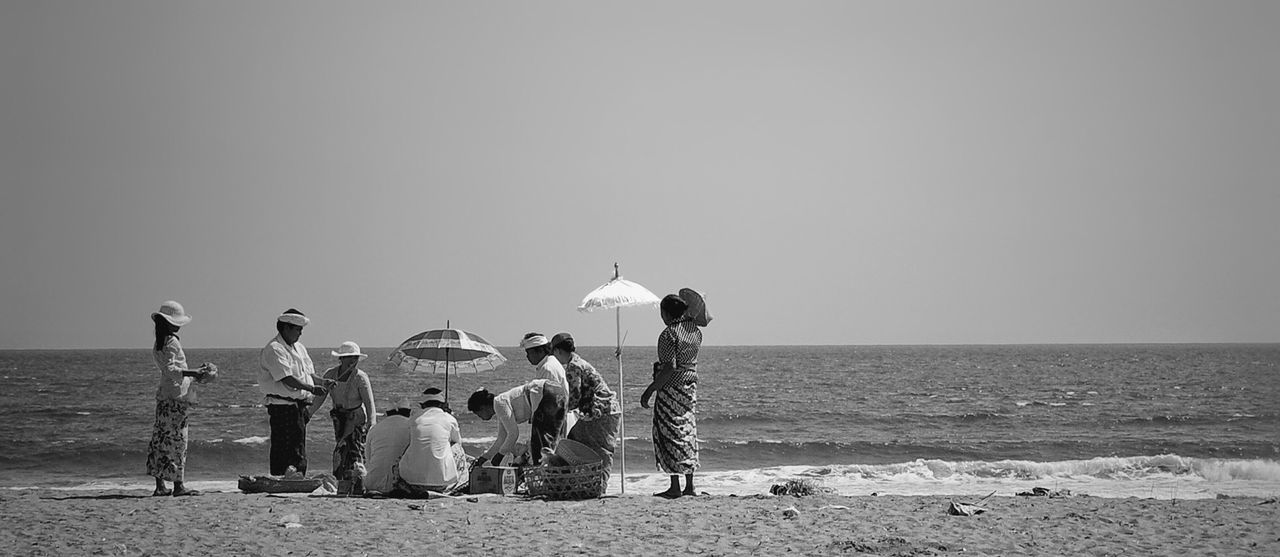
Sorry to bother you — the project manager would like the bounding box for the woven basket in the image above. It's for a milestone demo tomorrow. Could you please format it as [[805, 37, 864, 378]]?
[[524, 461, 609, 500]]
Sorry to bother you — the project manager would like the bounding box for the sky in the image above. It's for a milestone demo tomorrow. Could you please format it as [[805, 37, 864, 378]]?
[[2, 1, 1278, 349]]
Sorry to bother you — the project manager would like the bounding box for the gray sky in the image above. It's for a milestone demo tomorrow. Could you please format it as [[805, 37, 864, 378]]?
[[3, 1, 1277, 349]]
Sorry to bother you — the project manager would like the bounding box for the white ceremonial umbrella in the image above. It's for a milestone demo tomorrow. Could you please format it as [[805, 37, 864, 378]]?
[[578, 263, 661, 494]]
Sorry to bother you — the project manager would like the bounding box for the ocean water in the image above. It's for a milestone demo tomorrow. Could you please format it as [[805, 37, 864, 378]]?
[[2, 344, 1278, 499]]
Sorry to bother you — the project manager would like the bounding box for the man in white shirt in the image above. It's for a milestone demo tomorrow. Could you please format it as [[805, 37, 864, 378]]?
[[520, 332, 573, 435], [398, 388, 466, 493], [258, 308, 327, 475], [520, 333, 569, 394], [363, 399, 413, 494]]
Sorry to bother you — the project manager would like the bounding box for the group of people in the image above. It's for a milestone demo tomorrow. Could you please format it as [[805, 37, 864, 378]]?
[[145, 289, 709, 499]]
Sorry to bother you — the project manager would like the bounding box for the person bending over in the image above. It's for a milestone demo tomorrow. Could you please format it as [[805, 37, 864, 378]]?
[[468, 379, 566, 467]]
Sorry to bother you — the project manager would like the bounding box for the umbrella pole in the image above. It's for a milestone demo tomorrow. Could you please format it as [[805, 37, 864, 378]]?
[[444, 321, 450, 404], [617, 305, 626, 495]]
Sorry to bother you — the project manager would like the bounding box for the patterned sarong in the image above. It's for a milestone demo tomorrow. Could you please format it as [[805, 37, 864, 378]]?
[[268, 401, 309, 475], [330, 406, 368, 480], [146, 399, 190, 482], [530, 387, 567, 465], [569, 413, 620, 469], [653, 370, 699, 474]]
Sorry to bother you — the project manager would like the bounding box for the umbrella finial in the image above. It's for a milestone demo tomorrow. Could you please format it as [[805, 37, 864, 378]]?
[[614, 262, 620, 280]]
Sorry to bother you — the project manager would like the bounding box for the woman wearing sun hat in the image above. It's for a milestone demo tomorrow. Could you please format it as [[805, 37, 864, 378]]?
[[641, 289, 710, 499], [146, 300, 216, 497], [309, 341, 377, 487]]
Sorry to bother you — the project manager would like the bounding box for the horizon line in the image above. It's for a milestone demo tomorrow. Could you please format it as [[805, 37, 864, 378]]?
[[3, 341, 1278, 351]]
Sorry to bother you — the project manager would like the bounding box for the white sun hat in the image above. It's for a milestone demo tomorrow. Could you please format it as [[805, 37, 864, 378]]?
[[331, 341, 368, 359], [152, 300, 192, 327]]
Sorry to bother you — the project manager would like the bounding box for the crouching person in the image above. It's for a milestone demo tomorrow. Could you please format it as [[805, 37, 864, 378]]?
[[363, 399, 414, 495], [396, 388, 469, 496]]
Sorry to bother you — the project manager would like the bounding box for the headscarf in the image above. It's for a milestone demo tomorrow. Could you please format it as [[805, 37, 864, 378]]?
[[277, 309, 310, 327], [519, 334, 549, 350]]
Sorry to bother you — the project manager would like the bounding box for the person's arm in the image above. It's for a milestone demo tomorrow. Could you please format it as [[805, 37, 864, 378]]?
[[643, 328, 679, 408], [449, 419, 460, 446], [305, 369, 336, 420], [359, 372, 376, 427], [282, 375, 326, 396], [565, 364, 583, 412], [488, 398, 521, 462], [159, 341, 205, 379], [482, 422, 507, 463], [640, 363, 680, 409]]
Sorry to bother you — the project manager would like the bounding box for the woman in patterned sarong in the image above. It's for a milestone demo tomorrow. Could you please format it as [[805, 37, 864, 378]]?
[[146, 301, 215, 497], [641, 294, 704, 499], [309, 341, 376, 487]]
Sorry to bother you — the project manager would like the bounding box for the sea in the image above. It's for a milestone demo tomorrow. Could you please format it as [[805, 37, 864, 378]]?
[[2, 344, 1278, 499]]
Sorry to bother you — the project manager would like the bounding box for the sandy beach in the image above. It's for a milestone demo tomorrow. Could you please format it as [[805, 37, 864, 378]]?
[[2, 489, 1276, 556]]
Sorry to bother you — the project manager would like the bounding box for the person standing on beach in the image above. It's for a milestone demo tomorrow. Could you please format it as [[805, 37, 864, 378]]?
[[641, 293, 705, 498], [551, 332, 621, 468], [147, 300, 216, 497], [258, 308, 328, 476], [521, 332, 572, 435], [521, 333, 569, 395], [308, 341, 376, 487]]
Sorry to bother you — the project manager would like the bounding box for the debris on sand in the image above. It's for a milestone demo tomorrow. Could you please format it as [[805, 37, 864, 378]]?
[[769, 479, 834, 497]]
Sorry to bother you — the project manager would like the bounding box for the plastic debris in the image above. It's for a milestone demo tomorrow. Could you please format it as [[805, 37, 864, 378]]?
[[947, 501, 987, 516], [1017, 487, 1073, 498], [948, 491, 996, 516]]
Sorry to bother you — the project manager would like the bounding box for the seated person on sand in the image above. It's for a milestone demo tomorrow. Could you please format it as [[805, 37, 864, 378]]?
[[468, 379, 566, 467], [363, 398, 414, 495], [396, 388, 470, 495]]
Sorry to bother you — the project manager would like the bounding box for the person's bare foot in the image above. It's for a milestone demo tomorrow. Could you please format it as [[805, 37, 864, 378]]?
[[654, 489, 682, 499]]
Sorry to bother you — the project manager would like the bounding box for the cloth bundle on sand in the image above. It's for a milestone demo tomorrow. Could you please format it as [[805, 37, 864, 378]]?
[[1017, 487, 1074, 498], [947, 491, 996, 516], [238, 474, 337, 494]]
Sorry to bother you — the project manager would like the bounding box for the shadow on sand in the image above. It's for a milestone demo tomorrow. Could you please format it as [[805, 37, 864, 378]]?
[[43, 493, 151, 501]]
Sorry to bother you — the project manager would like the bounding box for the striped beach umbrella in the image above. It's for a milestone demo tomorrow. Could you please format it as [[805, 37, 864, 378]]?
[[389, 323, 507, 401]]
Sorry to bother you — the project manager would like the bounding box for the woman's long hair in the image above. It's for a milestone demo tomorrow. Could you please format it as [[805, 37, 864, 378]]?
[[153, 314, 177, 352]]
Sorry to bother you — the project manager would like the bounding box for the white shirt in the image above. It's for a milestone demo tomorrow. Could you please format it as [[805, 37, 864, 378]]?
[[258, 334, 315, 404], [364, 414, 411, 493], [482, 379, 552, 460], [533, 355, 569, 399], [154, 336, 195, 403], [399, 407, 461, 488]]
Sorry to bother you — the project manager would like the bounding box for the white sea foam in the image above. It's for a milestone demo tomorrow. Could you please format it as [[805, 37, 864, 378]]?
[[12, 456, 1277, 500], [232, 436, 268, 445], [615, 456, 1280, 500]]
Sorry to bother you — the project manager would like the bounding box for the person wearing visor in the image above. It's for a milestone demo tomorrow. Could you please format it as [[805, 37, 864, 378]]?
[[258, 308, 328, 476]]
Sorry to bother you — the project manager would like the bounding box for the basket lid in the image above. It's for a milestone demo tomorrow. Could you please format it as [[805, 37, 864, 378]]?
[[553, 439, 605, 465]]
